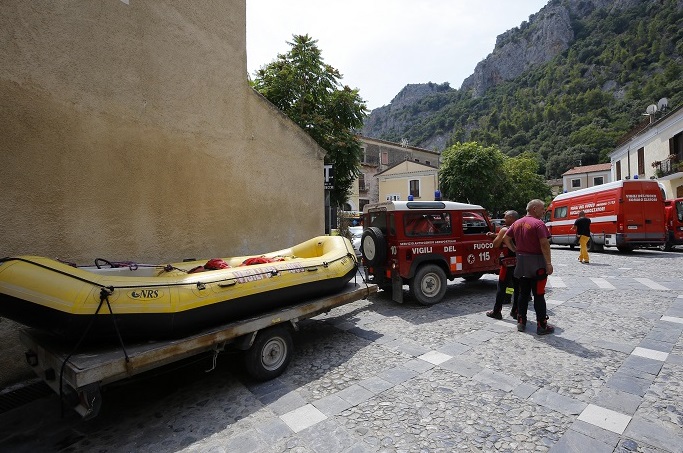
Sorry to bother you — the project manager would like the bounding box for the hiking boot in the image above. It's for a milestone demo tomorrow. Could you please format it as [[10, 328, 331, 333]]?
[[517, 317, 526, 332], [486, 310, 502, 320], [537, 321, 555, 335]]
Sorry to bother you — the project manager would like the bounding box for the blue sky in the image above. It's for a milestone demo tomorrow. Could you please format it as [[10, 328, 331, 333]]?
[[247, 1, 549, 110]]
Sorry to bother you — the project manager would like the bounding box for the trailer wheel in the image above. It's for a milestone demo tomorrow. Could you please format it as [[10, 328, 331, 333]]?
[[410, 264, 447, 306], [244, 325, 293, 381]]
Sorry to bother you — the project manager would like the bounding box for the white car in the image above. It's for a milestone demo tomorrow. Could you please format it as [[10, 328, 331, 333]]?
[[349, 226, 363, 258], [491, 219, 506, 230]]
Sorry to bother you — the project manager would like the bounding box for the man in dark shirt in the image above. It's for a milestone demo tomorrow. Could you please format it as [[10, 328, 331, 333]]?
[[485, 210, 519, 320], [572, 211, 592, 264]]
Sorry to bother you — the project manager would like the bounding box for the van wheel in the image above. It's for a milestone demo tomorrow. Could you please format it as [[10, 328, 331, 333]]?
[[410, 264, 447, 306], [244, 325, 293, 381], [361, 227, 387, 267]]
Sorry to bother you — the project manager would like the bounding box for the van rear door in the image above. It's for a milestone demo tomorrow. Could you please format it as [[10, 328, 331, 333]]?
[[621, 182, 665, 242]]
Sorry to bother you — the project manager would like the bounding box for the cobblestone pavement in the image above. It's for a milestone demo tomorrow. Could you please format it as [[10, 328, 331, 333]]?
[[1, 247, 682, 452]]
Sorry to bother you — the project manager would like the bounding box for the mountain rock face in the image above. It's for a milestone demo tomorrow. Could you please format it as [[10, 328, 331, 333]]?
[[460, 5, 573, 98], [361, 82, 453, 148], [362, 0, 647, 146], [462, 0, 643, 98]]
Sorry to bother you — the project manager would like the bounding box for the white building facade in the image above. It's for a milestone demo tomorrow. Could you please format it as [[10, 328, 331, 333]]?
[[609, 105, 683, 199]]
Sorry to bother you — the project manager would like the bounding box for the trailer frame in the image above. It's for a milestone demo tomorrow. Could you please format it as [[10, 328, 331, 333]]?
[[20, 282, 377, 419]]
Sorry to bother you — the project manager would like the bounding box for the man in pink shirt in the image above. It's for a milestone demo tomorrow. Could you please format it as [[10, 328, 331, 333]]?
[[503, 199, 555, 335]]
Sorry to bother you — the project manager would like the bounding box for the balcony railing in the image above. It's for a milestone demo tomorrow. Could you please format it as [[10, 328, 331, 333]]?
[[653, 155, 682, 178]]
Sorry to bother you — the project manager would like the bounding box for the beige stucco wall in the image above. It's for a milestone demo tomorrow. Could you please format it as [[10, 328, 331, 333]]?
[[357, 137, 440, 206], [378, 161, 438, 202], [0, 1, 325, 263], [562, 170, 611, 193]]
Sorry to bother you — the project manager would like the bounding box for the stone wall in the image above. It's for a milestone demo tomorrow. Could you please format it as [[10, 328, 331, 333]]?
[[0, 1, 325, 264]]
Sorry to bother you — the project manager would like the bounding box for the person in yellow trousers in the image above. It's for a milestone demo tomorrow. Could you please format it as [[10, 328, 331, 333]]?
[[572, 211, 592, 264]]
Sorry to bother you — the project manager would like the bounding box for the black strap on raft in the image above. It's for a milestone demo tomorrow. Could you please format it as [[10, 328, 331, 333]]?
[[336, 237, 370, 291], [99, 287, 130, 363], [58, 286, 129, 418]]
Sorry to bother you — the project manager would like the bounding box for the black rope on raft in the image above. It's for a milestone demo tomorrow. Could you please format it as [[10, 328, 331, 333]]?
[[1, 256, 355, 291], [1, 257, 107, 288]]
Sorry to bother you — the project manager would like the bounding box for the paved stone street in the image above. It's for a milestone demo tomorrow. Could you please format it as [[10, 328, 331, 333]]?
[[1, 246, 682, 452]]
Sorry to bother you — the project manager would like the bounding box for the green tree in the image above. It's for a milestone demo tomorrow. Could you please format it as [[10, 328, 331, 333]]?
[[440, 142, 550, 216], [439, 142, 507, 213], [252, 34, 368, 206], [501, 153, 551, 214]]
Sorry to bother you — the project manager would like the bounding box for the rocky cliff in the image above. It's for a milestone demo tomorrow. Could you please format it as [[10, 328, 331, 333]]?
[[362, 0, 647, 147], [461, 0, 643, 97], [361, 82, 453, 149]]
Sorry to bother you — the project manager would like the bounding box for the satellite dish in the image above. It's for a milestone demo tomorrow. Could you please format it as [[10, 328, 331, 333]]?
[[646, 104, 658, 115], [657, 97, 669, 111]]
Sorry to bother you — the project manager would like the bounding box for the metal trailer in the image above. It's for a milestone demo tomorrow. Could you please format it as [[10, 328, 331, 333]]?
[[19, 282, 377, 419]]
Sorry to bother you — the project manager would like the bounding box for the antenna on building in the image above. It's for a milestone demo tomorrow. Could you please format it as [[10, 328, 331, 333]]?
[[657, 97, 669, 112], [643, 104, 658, 123], [400, 138, 408, 148]]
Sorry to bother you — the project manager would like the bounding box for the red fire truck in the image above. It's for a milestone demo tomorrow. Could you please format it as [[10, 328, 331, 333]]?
[[661, 197, 683, 251], [544, 179, 666, 252], [360, 200, 501, 305]]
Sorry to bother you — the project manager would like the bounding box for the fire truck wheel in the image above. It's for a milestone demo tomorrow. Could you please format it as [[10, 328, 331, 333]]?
[[361, 227, 387, 267], [244, 325, 293, 381], [658, 241, 672, 252], [587, 237, 603, 252], [410, 264, 447, 306]]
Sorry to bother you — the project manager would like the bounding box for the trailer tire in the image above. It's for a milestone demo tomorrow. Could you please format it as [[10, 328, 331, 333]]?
[[244, 325, 293, 381]]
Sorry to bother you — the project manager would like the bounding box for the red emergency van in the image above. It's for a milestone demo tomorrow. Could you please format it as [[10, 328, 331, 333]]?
[[544, 179, 666, 252], [661, 197, 683, 251]]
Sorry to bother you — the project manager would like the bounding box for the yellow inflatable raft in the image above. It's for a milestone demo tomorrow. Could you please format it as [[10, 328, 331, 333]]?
[[0, 236, 358, 341]]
